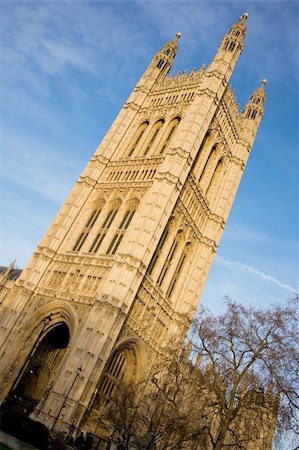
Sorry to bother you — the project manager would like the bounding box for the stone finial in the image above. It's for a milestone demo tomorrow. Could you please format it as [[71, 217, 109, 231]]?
[[261, 79, 267, 86]]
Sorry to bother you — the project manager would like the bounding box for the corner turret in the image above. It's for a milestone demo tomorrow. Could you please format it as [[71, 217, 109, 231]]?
[[242, 79, 267, 144], [207, 13, 248, 83], [149, 32, 181, 80], [127, 33, 181, 104]]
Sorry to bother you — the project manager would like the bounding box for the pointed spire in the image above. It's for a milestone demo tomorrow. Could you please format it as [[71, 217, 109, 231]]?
[[163, 32, 181, 55], [175, 32, 182, 43], [226, 12, 248, 41], [239, 12, 248, 23]]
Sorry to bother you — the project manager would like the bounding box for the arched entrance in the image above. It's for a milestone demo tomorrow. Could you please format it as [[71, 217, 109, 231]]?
[[82, 337, 146, 442], [4, 322, 70, 414]]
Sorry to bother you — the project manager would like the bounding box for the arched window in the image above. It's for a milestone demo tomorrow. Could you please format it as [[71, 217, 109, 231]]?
[[89, 201, 120, 253], [206, 158, 224, 202], [106, 201, 138, 255], [142, 119, 164, 155], [158, 117, 181, 154], [147, 218, 173, 276], [192, 131, 211, 179], [128, 121, 149, 157], [224, 41, 236, 52], [166, 242, 190, 298], [246, 109, 257, 119], [198, 144, 218, 192], [73, 201, 105, 252], [157, 229, 183, 287], [99, 350, 127, 402]]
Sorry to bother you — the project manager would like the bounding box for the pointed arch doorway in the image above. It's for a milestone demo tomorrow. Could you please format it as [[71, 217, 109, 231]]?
[[4, 321, 70, 415], [82, 337, 146, 440]]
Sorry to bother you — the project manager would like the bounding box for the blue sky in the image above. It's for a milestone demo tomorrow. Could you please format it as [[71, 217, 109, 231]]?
[[0, 0, 298, 313]]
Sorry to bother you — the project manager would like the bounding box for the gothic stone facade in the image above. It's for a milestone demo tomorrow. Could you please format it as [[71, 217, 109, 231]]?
[[0, 13, 266, 437]]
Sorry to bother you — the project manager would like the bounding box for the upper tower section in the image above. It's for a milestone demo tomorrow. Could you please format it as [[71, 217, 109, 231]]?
[[207, 13, 248, 83]]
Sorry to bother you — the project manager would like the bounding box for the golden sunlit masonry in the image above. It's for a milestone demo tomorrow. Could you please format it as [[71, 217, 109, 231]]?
[[0, 13, 271, 447]]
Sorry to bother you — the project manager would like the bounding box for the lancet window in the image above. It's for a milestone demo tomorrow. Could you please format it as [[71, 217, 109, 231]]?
[[166, 242, 190, 298], [157, 229, 183, 287], [192, 132, 211, 179], [128, 121, 149, 157], [224, 41, 236, 52], [143, 119, 164, 155], [206, 158, 224, 202], [158, 117, 181, 154], [198, 144, 218, 190], [89, 200, 120, 253], [147, 216, 174, 276], [106, 200, 138, 255], [246, 108, 257, 119], [72, 201, 105, 252]]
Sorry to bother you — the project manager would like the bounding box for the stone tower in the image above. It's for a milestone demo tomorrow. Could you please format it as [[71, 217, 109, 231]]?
[[0, 13, 266, 435]]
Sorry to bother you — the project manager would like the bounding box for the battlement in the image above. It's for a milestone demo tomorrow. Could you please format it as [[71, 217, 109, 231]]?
[[153, 67, 205, 92]]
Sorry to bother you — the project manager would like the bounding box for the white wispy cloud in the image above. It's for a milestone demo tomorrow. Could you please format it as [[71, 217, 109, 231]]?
[[215, 255, 298, 294]]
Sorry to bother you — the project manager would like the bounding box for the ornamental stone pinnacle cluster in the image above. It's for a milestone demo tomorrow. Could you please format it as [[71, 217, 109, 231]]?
[[0, 12, 267, 443]]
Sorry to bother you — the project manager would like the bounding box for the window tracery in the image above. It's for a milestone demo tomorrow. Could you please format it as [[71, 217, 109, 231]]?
[[158, 117, 181, 154], [198, 144, 218, 191], [99, 350, 127, 402], [157, 229, 183, 287], [224, 41, 236, 52], [142, 119, 164, 155], [72, 200, 105, 252], [106, 200, 138, 255], [147, 216, 174, 276], [89, 200, 121, 253], [246, 108, 257, 119], [166, 241, 191, 298], [128, 121, 149, 157], [206, 158, 224, 202]]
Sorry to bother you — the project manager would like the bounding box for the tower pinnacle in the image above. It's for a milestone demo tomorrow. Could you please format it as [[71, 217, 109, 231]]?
[[149, 33, 180, 79], [242, 79, 266, 141], [240, 12, 248, 21], [207, 14, 247, 83]]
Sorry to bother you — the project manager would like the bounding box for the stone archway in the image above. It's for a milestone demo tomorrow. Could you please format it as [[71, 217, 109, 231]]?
[[4, 322, 70, 414], [82, 336, 146, 440]]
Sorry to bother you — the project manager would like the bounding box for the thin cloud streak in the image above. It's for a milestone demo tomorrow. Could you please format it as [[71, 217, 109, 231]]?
[[215, 255, 298, 294]]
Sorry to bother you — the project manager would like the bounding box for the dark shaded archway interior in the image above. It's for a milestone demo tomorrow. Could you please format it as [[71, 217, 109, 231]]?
[[4, 322, 69, 414]]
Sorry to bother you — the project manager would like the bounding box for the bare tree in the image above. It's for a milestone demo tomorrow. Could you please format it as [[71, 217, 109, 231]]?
[[101, 348, 205, 450], [95, 296, 298, 450], [190, 295, 299, 450], [101, 381, 144, 450]]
